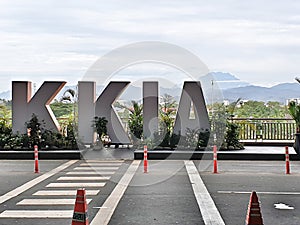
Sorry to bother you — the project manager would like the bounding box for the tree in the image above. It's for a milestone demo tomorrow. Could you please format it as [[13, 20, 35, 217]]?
[[160, 94, 177, 134], [128, 101, 143, 140], [25, 114, 44, 148], [60, 88, 78, 121], [288, 101, 300, 133]]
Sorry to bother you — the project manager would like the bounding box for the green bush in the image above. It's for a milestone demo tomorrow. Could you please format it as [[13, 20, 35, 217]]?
[[221, 122, 244, 150], [0, 114, 80, 150]]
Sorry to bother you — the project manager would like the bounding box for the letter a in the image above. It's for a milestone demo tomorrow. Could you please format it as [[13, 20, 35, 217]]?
[[173, 81, 210, 136]]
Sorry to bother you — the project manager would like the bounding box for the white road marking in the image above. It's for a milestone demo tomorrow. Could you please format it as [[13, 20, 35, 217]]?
[[184, 160, 225, 225], [274, 203, 295, 210], [0, 210, 73, 218], [17, 198, 92, 205], [57, 176, 110, 181], [46, 182, 105, 188], [33, 190, 100, 196], [90, 160, 141, 225], [0, 160, 77, 205], [67, 171, 115, 175], [218, 191, 300, 195], [80, 163, 122, 166], [74, 167, 119, 170], [85, 160, 123, 163]]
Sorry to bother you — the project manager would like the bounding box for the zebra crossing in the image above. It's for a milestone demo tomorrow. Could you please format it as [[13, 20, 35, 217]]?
[[0, 160, 124, 220]]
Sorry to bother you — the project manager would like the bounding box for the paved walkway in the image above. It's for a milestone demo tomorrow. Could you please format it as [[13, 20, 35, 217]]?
[[82, 146, 298, 160]]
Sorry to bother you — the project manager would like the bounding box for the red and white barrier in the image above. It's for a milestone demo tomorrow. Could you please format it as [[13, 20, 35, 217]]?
[[144, 145, 148, 173], [34, 145, 39, 173], [213, 145, 218, 174], [285, 146, 290, 174]]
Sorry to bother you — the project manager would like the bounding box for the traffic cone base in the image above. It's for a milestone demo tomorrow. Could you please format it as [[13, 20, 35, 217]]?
[[72, 189, 89, 225]]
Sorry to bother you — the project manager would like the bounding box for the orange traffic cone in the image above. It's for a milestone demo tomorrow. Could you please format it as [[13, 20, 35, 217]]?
[[72, 188, 89, 225], [245, 191, 264, 225]]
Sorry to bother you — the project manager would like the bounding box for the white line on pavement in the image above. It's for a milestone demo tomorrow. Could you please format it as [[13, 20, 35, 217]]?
[[218, 191, 300, 195], [33, 190, 100, 196], [90, 160, 141, 225], [184, 160, 225, 225], [0, 210, 73, 218], [0, 160, 77, 205], [84, 160, 124, 163], [67, 171, 115, 175], [46, 182, 105, 188], [80, 163, 123, 166], [17, 198, 92, 205], [57, 176, 110, 180], [74, 167, 119, 170]]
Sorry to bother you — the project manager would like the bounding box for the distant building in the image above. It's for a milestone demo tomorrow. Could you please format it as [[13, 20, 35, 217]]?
[[286, 98, 300, 106]]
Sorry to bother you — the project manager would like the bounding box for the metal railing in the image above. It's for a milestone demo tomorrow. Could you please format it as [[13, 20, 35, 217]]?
[[232, 118, 296, 140]]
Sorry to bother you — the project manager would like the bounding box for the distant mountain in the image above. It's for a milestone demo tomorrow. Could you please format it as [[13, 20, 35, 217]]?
[[222, 83, 300, 103], [0, 91, 11, 100], [1, 73, 300, 104], [200, 72, 251, 90]]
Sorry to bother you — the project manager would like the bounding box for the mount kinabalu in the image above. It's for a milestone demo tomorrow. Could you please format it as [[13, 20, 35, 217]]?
[[0, 72, 299, 103]]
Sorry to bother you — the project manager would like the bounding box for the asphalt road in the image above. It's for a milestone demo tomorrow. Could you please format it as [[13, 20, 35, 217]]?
[[0, 159, 299, 225]]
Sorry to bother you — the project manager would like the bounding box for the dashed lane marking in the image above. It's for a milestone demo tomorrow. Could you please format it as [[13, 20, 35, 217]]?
[[218, 191, 300, 195], [185, 160, 225, 225]]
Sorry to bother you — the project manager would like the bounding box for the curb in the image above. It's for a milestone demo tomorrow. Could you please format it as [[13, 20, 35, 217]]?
[[134, 150, 300, 161], [0, 150, 86, 160]]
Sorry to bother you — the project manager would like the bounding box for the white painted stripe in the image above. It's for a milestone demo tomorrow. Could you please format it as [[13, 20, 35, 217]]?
[[67, 171, 115, 175], [85, 160, 123, 163], [80, 163, 122, 166], [0, 160, 77, 205], [218, 191, 300, 195], [46, 182, 105, 188], [74, 167, 119, 170], [58, 176, 110, 181], [0, 210, 73, 218], [184, 161, 225, 225], [90, 160, 141, 225], [33, 190, 100, 196], [17, 198, 92, 205]]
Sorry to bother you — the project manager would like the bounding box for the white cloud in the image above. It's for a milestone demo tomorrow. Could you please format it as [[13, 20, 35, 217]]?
[[0, 0, 300, 92]]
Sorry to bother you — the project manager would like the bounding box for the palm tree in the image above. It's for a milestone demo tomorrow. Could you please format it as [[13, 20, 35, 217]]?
[[288, 101, 300, 133], [60, 88, 78, 122], [128, 101, 143, 139], [288, 100, 300, 154], [115, 101, 143, 140]]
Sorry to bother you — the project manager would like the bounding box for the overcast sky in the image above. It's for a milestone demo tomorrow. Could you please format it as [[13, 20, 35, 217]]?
[[0, 0, 300, 92]]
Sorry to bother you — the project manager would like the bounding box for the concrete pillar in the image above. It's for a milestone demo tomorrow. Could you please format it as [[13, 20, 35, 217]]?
[[143, 81, 159, 139], [78, 81, 96, 144]]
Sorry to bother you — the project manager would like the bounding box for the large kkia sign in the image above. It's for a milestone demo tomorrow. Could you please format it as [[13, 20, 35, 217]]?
[[11, 42, 221, 145]]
